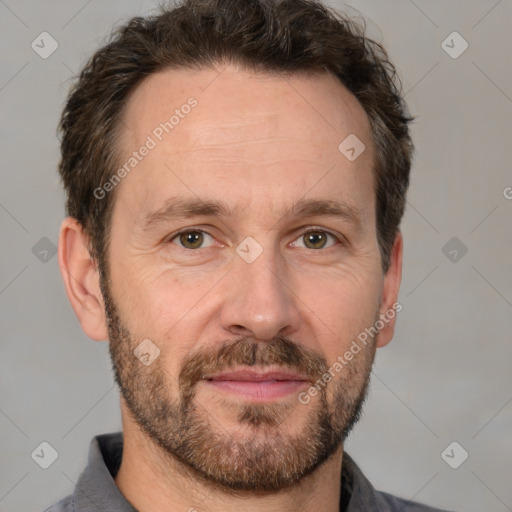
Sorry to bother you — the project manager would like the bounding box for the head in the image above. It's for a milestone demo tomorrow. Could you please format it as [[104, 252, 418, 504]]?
[[58, 0, 413, 493]]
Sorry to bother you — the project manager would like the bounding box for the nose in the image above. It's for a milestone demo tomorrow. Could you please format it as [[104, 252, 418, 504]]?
[[220, 247, 301, 341]]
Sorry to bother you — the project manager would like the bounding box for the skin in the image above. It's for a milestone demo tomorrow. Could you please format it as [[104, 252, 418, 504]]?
[[58, 64, 403, 512]]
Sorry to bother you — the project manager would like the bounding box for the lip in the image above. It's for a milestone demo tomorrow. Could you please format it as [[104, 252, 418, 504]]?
[[204, 369, 310, 382], [201, 368, 310, 401]]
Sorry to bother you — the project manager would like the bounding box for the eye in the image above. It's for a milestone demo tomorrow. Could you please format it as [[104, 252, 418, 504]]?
[[169, 229, 216, 249], [292, 229, 339, 250]]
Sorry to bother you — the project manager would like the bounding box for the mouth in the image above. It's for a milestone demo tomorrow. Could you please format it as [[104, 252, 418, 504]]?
[[201, 368, 310, 401]]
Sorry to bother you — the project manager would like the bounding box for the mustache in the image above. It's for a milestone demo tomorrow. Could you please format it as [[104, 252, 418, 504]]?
[[178, 336, 329, 401]]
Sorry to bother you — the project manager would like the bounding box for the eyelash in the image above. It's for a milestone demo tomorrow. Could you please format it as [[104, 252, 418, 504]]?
[[166, 227, 343, 251]]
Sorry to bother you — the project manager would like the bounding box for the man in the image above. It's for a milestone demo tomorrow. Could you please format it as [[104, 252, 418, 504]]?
[[49, 0, 453, 510]]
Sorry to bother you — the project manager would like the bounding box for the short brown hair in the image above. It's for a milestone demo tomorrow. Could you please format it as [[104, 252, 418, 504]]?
[[58, 0, 414, 275]]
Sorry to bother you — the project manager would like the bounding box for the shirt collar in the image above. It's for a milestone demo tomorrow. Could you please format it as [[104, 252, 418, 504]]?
[[73, 432, 137, 512], [73, 431, 380, 512]]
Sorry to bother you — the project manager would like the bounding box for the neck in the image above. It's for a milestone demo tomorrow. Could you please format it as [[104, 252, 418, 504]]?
[[115, 417, 344, 512]]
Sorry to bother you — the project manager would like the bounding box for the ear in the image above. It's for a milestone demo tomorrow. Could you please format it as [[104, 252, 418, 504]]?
[[58, 217, 109, 341], [375, 231, 403, 348]]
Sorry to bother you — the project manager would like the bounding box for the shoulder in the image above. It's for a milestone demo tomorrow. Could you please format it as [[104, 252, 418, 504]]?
[[342, 452, 456, 512], [43, 494, 74, 512], [374, 489, 456, 512]]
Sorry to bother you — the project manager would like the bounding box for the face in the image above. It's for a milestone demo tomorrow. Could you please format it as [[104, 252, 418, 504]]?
[[100, 65, 388, 491]]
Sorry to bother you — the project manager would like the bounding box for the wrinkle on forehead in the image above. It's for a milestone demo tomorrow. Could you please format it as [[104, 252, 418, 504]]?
[[113, 64, 377, 237], [119, 64, 373, 155]]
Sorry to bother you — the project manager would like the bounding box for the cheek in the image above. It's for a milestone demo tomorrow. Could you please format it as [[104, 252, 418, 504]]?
[[112, 262, 188, 319], [111, 265, 219, 364], [296, 267, 381, 358]]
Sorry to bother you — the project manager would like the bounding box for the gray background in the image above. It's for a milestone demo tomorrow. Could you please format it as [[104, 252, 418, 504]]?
[[1, 1, 511, 511]]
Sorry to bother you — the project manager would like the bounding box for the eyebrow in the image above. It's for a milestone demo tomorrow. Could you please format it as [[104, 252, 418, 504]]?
[[140, 196, 363, 231]]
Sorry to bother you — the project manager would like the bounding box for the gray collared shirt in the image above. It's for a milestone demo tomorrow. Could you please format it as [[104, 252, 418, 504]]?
[[44, 432, 454, 512]]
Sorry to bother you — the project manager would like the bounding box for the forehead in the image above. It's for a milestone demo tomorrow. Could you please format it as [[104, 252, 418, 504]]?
[[115, 64, 376, 225]]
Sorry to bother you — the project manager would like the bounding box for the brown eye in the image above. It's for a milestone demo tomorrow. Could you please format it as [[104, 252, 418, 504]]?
[[171, 230, 214, 249], [293, 230, 338, 250], [303, 232, 328, 249]]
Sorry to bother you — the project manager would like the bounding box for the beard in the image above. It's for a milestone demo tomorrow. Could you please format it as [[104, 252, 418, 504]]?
[[99, 265, 378, 493]]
